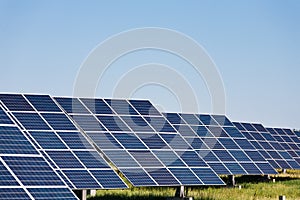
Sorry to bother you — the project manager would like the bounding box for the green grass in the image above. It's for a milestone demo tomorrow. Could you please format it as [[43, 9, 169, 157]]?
[[88, 174, 300, 200]]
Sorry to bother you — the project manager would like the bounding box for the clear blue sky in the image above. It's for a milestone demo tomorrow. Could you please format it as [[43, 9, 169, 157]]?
[[0, 1, 299, 129]]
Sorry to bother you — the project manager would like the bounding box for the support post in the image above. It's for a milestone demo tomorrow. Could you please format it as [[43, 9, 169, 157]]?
[[282, 169, 287, 174], [264, 174, 271, 181], [90, 190, 96, 197], [73, 190, 87, 200], [175, 185, 185, 198], [279, 195, 286, 200], [227, 175, 235, 187], [82, 190, 87, 200]]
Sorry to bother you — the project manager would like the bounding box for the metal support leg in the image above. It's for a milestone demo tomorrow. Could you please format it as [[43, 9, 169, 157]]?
[[175, 186, 185, 198]]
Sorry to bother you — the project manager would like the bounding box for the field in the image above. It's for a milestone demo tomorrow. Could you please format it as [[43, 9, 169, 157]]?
[[88, 170, 300, 200]]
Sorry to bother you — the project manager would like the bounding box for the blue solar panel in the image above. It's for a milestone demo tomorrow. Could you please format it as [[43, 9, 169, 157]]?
[[137, 133, 169, 149], [211, 115, 233, 126], [74, 151, 110, 168], [185, 137, 209, 149], [208, 127, 228, 137], [146, 168, 179, 185], [196, 114, 218, 126], [180, 114, 202, 125], [241, 123, 256, 132], [87, 132, 122, 149], [113, 133, 147, 149], [0, 94, 34, 111], [213, 150, 235, 162], [90, 170, 127, 189], [71, 115, 105, 132], [256, 163, 278, 174], [97, 115, 130, 132], [218, 138, 240, 149], [0, 107, 13, 124], [169, 168, 202, 185], [120, 116, 154, 132], [13, 113, 51, 130], [223, 127, 244, 138], [197, 150, 220, 162], [41, 113, 77, 131], [28, 188, 78, 200], [129, 100, 161, 116], [192, 168, 224, 185], [234, 138, 255, 150], [225, 163, 246, 175], [54, 97, 89, 114], [203, 138, 225, 149], [229, 150, 251, 162], [166, 113, 276, 176], [129, 150, 163, 167], [0, 126, 38, 154], [160, 134, 192, 150], [152, 151, 186, 167], [55, 98, 225, 186], [30, 131, 67, 149], [62, 170, 100, 189], [105, 99, 139, 115], [0, 99, 79, 198], [190, 126, 214, 137], [46, 151, 84, 168], [244, 151, 265, 162], [6, 95, 126, 189], [0, 188, 31, 200], [252, 123, 268, 132], [240, 163, 262, 174], [57, 132, 94, 149], [121, 168, 156, 186], [163, 113, 182, 124], [208, 163, 230, 175], [2, 156, 64, 186], [145, 116, 176, 132], [0, 161, 19, 186], [80, 98, 114, 114], [176, 151, 207, 167], [102, 150, 140, 168], [25, 94, 62, 112], [174, 125, 197, 137]]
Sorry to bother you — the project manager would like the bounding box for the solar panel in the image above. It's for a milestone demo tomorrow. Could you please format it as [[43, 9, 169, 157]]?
[[234, 122, 300, 170], [266, 127, 300, 169], [54, 97, 224, 186], [164, 113, 277, 175], [0, 100, 78, 199], [1, 94, 127, 190]]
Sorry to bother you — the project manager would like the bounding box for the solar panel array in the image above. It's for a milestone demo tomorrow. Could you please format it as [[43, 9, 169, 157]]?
[[0, 102, 77, 199], [266, 127, 300, 168], [233, 122, 300, 170], [163, 113, 277, 175], [1, 93, 300, 199], [54, 97, 224, 186], [0, 94, 127, 191]]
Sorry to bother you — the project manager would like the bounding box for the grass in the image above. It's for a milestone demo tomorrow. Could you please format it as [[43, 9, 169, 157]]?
[[88, 171, 300, 200]]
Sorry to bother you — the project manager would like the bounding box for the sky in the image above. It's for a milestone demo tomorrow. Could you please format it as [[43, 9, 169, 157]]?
[[0, 1, 299, 129]]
